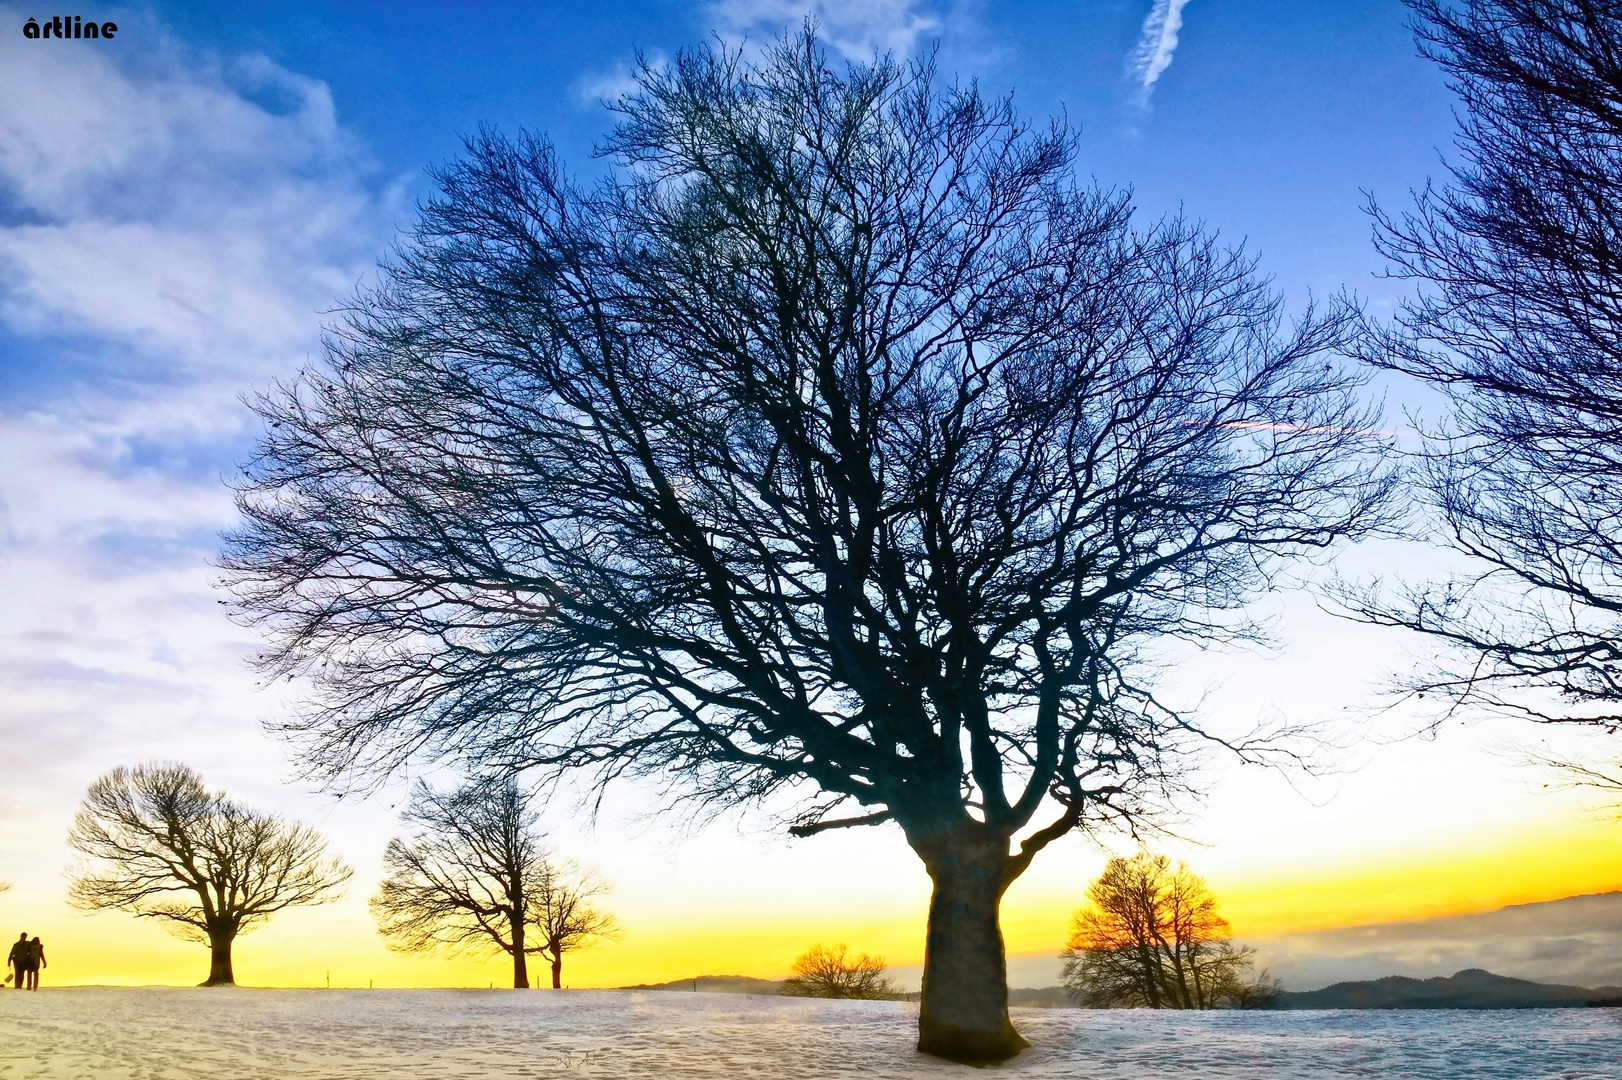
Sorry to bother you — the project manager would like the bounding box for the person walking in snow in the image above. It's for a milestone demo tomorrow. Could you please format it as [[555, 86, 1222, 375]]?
[[6, 934, 28, 990], [24, 937, 44, 990]]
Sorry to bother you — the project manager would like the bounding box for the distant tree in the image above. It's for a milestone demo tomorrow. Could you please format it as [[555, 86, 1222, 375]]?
[[224, 30, 1392, 1062], [371, 778, 551, 988], [66, 763, 351, 986], [1060, 852, 1279, 1009], [1348, 2, 1622, 747], [528, 859, 619, 989], [780, 943, 900, 999]]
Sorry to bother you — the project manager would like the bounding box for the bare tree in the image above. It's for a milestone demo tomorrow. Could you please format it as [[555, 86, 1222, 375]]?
[[1060, 852, 1278, 1009], [224, 31, 1391, 1061], [529, 860, 618, 989], [1349, 2, 1622, 742], [780, 942, 899, 999], [371, 777, 550, 987], [66, 763, 351, 986]]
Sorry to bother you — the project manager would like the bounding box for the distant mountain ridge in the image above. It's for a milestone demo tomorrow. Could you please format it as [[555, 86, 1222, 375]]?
[[616, 967, 1622, 1010], [616, 977, 1077, 1006], [1251, 891, 1622, 991], [618, 975, 785, 994], [1279, 968, 1622, 1010]]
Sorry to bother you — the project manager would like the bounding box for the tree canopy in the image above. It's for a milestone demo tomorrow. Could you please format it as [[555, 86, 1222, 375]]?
[[1060, 852, 1278, 1009], [67, 763, 351, 986], [225, 31, 1391, 1060], [779, 943, 899, 999]]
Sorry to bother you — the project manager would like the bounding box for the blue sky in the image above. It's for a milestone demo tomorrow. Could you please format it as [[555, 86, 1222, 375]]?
[[147, 0, 1454, 296], [9, 0, 1619, 991]]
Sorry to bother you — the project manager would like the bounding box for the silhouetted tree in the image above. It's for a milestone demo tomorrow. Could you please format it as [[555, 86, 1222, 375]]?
[[1060, 852, 1279, 1009], [67, 763, 351, 986], [780, 943, 899, 999], [1350, 1, 1622, 735], [224, 31, 1392, 1061], [372, 778, 551, 987], [529, 859, 618, 988]]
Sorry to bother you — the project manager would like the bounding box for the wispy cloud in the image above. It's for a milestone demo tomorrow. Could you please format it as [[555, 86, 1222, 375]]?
[[710, 0, 942, 60], [573, 53, 668, 109], [1129, 0, 1194, 105], [0, 4, 395, 829]]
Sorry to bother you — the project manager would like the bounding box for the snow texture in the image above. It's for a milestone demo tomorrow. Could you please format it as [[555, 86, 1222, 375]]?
[[1, 988, 1619, 1078]]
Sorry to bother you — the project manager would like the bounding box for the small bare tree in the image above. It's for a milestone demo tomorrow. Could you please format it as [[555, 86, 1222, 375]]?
[[1060, 852, 1278, 1009], [67, 763, 352, 986], [529, 861, 619, 989], [528, 856, 616, 985], [372, 778, 549, 987], [780, 943, 899, 999]]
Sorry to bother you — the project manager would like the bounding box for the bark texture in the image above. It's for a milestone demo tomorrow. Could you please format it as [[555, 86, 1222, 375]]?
[[204, 931, 235, 987], [915, 833, 1028, 1062], [512, 922, 530, 989]]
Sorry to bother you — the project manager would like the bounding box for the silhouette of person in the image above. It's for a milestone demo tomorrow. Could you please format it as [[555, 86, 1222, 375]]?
[[25, 937, 45, 990], [6, 934, 27, 990]]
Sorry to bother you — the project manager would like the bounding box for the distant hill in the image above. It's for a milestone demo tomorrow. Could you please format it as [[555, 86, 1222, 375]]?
[[617, 976, 785, 995], [1009, 986, 1072, 1008], [1279, 968, 1622, 1010], [1251, 891, 1622, 991], [616, 977, 1075, 1005]]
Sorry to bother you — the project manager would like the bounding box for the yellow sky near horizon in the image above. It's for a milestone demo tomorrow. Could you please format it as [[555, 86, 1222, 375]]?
[[8, 794, 1617, 991], [5, 551, 1617, 993]]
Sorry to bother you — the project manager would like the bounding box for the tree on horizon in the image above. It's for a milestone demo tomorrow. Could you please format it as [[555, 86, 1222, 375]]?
[[1060, 852, 1280, 1009], [66, 763, 351, 987], [224, 30, 1392, 1062], [780, 943, 899, 1000], [529, 858, 618, 989], [371, 776, 616, 988]]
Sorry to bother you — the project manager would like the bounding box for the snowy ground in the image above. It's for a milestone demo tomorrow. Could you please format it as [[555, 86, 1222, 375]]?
[[1, 989, 1619, 1079]]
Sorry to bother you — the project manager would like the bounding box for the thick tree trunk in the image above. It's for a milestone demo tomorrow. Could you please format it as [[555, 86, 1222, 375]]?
[[202, 928, 235, 986], [914, 831, 1028, 1064], [551, 953, 563, 990]]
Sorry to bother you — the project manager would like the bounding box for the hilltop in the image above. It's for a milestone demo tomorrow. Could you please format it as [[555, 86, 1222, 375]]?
[[1278, 969, 1622, 1010]]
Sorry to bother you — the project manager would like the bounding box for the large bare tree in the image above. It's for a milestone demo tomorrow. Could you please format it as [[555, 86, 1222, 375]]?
[[67, 763, 351, 986], [1351, 2, 1622, 746], [224, 33, 1392, 1060]]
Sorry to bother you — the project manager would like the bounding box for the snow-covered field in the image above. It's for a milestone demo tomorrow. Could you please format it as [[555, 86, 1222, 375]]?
[[2, 989, 1618, 1079]]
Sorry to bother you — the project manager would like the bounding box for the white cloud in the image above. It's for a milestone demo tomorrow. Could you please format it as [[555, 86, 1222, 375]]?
[[710, 0, 942, 60], [1129, 0, 1194, 104], [573, 53, 668, 109], [1251, 893, 1622, 991], [0, 6, 396, 880]]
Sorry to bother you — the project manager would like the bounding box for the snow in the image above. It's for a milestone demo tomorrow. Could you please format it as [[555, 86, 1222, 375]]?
[[1, 988, 1619, 1078]]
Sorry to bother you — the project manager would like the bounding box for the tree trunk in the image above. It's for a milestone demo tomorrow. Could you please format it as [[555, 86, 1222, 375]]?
[[202, 928, 235, 986], [511, 918, 529, 988], [913, 830, 1028, 1064], [551, 952, 563, 990]]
